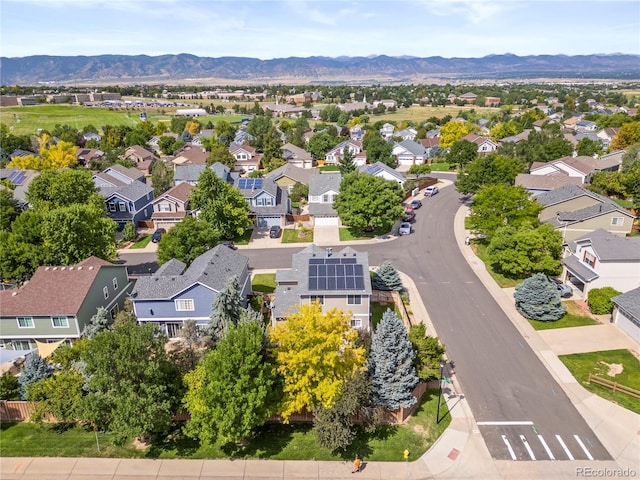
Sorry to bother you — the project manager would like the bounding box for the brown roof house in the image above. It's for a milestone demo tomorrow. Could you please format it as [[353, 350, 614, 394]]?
[[0, 257, 132, 350], [122, 145, 159, 175], [172, 145, 208, 167], [151, 182, 194, 230], [229, 144, 262, 174], [530, 155, 622, 184]]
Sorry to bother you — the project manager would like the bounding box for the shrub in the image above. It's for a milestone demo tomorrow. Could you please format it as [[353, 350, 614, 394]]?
[[514, 273, 566, 322], [122, 221, 137, 242], [587, 287, 621, 315]]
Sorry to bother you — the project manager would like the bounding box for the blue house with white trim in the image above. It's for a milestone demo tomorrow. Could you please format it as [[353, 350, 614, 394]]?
[[130, 245, 251, 338]]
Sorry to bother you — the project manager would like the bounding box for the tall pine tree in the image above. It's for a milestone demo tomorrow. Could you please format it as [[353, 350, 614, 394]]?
[[369, 309, 419, 410], [18, 353, 50, 399], [207, 277, 244, 342], [514, 273, 566, 322], [338, 146, 356, 175], [371, 261, 404, 291]]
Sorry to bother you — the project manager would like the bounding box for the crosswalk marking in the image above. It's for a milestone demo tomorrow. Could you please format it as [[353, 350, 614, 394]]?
[[574, 435, 594, 460], [556, 434, 574, 460], [520, 435, 536, 460], [537, 435, 555, 460], [502, 434, 517, 460]]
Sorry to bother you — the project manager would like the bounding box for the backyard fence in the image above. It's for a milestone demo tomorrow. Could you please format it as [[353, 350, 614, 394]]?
[[587, 374, 640, 399], [371, 289, 413, 329]]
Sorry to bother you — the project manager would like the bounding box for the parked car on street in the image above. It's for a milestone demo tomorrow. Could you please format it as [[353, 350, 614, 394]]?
[[269, 225, 282, 238], [424, 185, 439, 197], [151, 228, 166, 243], [399, 222, 412, 235], [410, 199, 423, 209], [403, 211, 416, 222]]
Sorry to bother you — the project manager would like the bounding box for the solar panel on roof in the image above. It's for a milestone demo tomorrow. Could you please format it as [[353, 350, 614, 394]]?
[[309, 258, 324, 265], [308, 257, 365, 291], [341, 258, 356, 264]]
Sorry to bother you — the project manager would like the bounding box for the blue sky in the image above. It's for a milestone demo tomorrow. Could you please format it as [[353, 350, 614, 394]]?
[[1, 0, 638, 59]]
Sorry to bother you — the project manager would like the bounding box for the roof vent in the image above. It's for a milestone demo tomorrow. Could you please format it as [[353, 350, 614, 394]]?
[[89, 266, 94, 270], [78, 266, 83, 270], [69, 267, 74, 270], [45, 267, 50, 271], [12, 292, 18, 296], [53, 267, 58, 271]]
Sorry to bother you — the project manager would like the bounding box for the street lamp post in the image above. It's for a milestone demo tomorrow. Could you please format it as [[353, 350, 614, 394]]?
[[436, 360, 446, 424]]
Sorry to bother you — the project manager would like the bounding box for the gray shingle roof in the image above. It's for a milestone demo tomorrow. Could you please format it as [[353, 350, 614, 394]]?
[[568, 229, 640, 261], [102, 180, 153, 203], [612, 287, 640, 321], [359, 161, 405, 182], [562, 255, 599, 282], [552, 202, 633, 226], [309, 173, 342, 196], [174, 165, 206, 183], [265, 163, 314, 185], [396, 139, 427, 156], [132, 245, 248, 299]]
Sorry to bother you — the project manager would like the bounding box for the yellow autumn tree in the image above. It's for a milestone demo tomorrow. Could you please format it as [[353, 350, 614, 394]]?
[[439, 120, 471, 149], [185, 120, 202, 136], [269, 302, 366, 421], [610, 121, 640, 151], [8, 134, 77, 171]]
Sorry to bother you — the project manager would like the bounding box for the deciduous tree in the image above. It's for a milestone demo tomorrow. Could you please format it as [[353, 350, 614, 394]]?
[[183, 320, 280, 445], [447, 139, 478, 169], [270, 302, 366, 421], [408, 324, 445, 382], [157, 216, 220, 266], [439, 121, 471, 149], [150, 160, 174, 196], [206, 141, 236, 169], [455, 154, 524, 195], [369, 310, 419, 410], [334, 172, 404, 232], [26, 169, 101, 211]]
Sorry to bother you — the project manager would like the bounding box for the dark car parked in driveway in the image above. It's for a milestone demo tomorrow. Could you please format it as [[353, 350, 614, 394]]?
[[269, 225, 282, 238], [151, 228, 166, 243]]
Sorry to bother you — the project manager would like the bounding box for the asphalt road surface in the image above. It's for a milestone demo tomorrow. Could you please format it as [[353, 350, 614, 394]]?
[[121, 177, 611, 462]]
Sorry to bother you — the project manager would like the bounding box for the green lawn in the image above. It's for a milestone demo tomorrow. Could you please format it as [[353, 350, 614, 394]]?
[[0, 390, 449, 461], [319, 165, 340, 172], [371, 301, 401, 331], [473, 243, 520, 288], [129, 234, 152, 249], [282, 227, 313, 243], [528, 301, 600, 330], [339, 227, 388, 241], [252, 273, 277, 293], [559, 349, 640, 414], [429, 162, 454, 172], [233, 229, 253, 246]]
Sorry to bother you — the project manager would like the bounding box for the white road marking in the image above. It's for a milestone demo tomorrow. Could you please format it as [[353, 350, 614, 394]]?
[[574, 435, 594, 460], [520, 435, 536, 460], [538, 435, 555, 460], [502, 435, 517, 460], [477, 421, 534, 426], [556, 435, 574, 460]]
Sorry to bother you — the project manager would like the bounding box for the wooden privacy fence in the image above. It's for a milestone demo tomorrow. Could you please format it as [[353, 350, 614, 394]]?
[[587, 374, 640, 399], [371, 290, 412, 329], [2, 384, 428, 425]]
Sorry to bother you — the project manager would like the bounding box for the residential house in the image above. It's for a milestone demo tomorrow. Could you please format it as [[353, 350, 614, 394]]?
[[373, 99, 397, 109], [263, 104, 309, 118], [461, 133, 498, 154], [379, 123, 396, 140], [597, 128, 619, 148], [485, 96, 501, 107], [271, 244, 372, 331], [536, 185, 635, 242], [172, 145, 208, 167], [82, 132, 101, 144], [151, 182, 194, 230], [0, 168, 40, 208], [457, 92, 478, 104], [308, 172, 341, 226], [530, 155, 621, 184], [93, 165, 154, 229], [76, 147, 105, 167], [515, 173, 582, 196], [499, 130, 531, 146], [229, 143, 261, 174], [392, 139, 427, 167], [131, 246, 251, 338], [395, 127, 418, 141], [281, 143, 314, 169], [325, 140, 365, 166], [0, 257, 132, 350], [148, 133, 179, 154], [563, 116, 582, 131], [611, 287, 640, 343], [174, 162, 238, 187], [562, 229, 640, 301], [575, 120, 598, 133], [359, 162, 405, 188], [235, 176, 290, 228], [265, 163, 313, 195], [419, 137, 442, 160], [122, 145, 159, 175]]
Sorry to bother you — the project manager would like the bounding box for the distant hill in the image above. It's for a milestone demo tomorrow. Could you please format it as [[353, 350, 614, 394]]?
[[1, 53, 639, 85]]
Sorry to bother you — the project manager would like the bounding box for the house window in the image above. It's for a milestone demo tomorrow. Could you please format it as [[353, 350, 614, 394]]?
[[351, 318, 362, 328], [611, 217, 623, 226], [175, 299, 195, 311], [51, 316, 69, 328], [103, 286, 109, 299], [113, 277, 118, 290], [347, 295, 361, 305], [159, 203, 171, 212], [108, 203, 116, 212], [118, 202, 126, 212], [323, 194, 329, 203], [13, 340, 31, 350], [583, 251, 597, 268], [17, 317, 34, 328], [310, 295, 324, 305]]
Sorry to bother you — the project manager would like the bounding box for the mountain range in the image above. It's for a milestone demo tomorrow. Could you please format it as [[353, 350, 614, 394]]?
[[1, 54, 639, 85]]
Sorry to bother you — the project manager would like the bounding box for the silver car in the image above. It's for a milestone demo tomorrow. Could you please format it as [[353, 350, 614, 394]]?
[[399, 222, 411, 235]]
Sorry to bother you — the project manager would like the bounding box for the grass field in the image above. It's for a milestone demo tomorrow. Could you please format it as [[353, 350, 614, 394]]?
[[0, 104, 249, 136], [528, 302, 600, 330], [559, 349, 640, 414], [282, 227, 313, 243], [251, 273, 277, 293], [0, 390, 449, 460], [129, 234, 152, 249], [370, 105, 500, 124]]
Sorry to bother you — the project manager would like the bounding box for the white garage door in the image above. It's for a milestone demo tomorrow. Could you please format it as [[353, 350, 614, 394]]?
[[314, 215, 339, 226], [257, 216, 281, 228]]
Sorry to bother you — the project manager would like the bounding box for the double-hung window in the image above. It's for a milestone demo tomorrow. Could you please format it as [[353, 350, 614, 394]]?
[[52, 316, 69, 328]]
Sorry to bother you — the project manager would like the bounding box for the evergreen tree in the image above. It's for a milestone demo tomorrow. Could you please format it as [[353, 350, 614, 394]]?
[[207, 277, 244, 343], [82, 306, 113, 339], [338, 146, 356, 175], [371, 261, 403, 291], [0, 372, 21, 400], [514, 273, 566, 322], [18, 353, 50, 399], [369, 310, 419, 410]]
